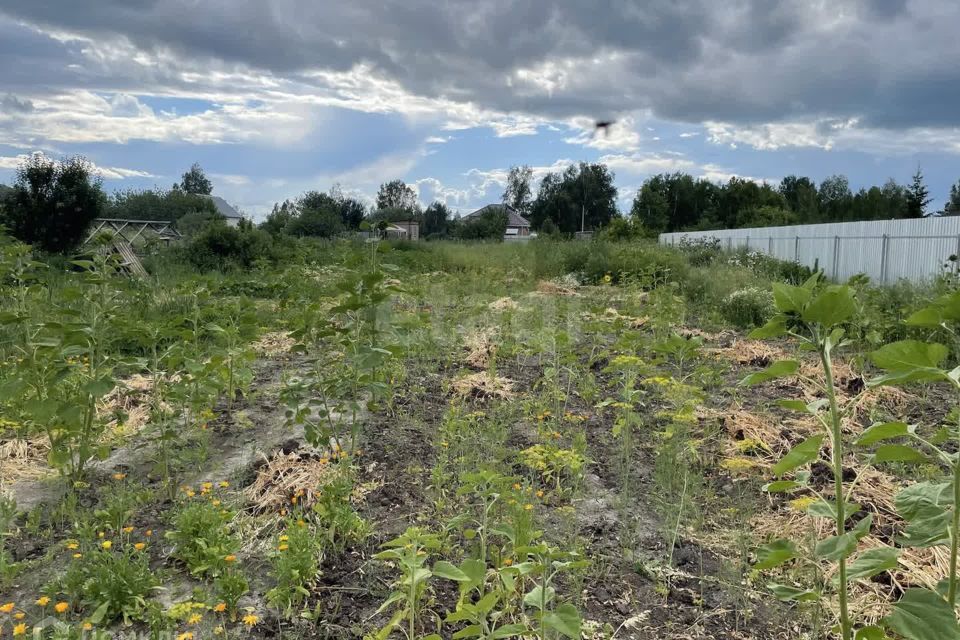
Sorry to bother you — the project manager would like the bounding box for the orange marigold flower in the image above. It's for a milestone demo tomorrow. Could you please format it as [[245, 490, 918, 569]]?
[[73, 553, 82, 559], [13, 612, 24, 620], [112, 473, 126, 480], [1, 602, 16, 613], [503, 558, 513, 566], [83, 622, 93, 631], [122, 526, 134, 534], [213, 602, 227, 613], [134, 543, 146, 551], [66, 542, 78, 550], [36, 597, 50, 607], [224, 555, 237, 563], [145, 530, 153, 537], [177, 632, 194, 640], [54, 602, 69, 614]]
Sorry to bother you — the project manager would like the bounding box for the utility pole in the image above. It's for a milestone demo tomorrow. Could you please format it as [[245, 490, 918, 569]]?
[[580, 163, 586, 234]]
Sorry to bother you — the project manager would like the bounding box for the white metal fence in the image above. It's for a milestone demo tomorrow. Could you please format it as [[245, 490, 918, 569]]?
[[659, 217, 960, 284]]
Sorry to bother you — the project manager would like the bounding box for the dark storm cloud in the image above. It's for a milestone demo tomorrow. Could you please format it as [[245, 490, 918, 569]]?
[[1, 0, 958, 129]]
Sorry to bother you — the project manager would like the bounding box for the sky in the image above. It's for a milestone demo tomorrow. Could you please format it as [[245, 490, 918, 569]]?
[[0, 0, 959, 220]]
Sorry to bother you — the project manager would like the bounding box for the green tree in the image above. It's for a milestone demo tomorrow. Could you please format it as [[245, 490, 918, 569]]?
[[905, 168, 932, 218], [109, 188, 216, 222], [454, 207, 507, 240], [260, 200, 296, 235], [375, 180, 419, 213], [817, 175, 853, 222], [179, 162, 213, 195], [529, 162, 618, 233], [502, 165, 534, 218], [778, 175, 819, 223], [287, 191, 344, 237], [423, 201, 451, 238], [946, 180, 960, 215], [2, 155, 105, 253]]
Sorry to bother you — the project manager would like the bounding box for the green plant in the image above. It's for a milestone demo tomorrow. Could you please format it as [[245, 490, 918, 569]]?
[[165, 498, 239, 577], [58, 543, 159, 625], [215, 568, 250, 619], [743, 274, 895, 640], [719, 286, 775, 328], [518, 445, 585, 494], [266, 520, 324, 615], [371, 527, 441, 640], [509, 545, 586, 640], [0, 495, 19, 587], [311, 476, 369, 552]]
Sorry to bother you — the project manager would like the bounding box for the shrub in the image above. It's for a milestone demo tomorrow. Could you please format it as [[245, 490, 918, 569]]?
[[719, 286, 775, 328], [166, 500, 239, 577], [179, 221, 277, 271]]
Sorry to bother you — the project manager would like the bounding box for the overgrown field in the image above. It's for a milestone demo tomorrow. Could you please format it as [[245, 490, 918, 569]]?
[[3, 236, 960, 640]]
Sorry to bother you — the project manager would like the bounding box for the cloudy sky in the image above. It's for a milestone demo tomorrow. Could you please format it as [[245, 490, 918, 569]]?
[[1, 0, 958, 219]]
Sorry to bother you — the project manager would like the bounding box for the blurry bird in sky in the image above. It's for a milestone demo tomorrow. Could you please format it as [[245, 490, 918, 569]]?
[[593, 120, 615, 137]]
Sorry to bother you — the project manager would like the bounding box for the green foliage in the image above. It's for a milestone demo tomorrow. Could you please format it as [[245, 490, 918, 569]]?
[[165, 499, 239, 577], [372, 527, 441, 640], [179, 162, 213, 195], [109, 188, 217, 223], [2, 154, 105, 253], [266, 519, 324, 615], [502, 165, 534, 219], [455, 207, 508, 241], [179, 221, 277, 270], [719, 286, 775, 328], [59, 544, 159, 625], [529, 162, 617, 233], [375, 180, 419, 213]]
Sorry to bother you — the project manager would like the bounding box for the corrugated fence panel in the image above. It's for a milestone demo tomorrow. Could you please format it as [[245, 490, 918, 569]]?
[[659, 217, 960, 283]]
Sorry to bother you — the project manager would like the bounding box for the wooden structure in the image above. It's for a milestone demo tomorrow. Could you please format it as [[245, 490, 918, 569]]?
[[82, 219, 182, 277]]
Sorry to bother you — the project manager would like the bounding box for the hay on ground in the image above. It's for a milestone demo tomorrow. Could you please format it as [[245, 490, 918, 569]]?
[[463, 328, 497, 369], [244, 450, 346, 512], [709, 339, 790, 366], [534, 280, 579, 296], [451, 372, 514, 400], [97, 373, 171, 436], [252, 331, 295, 356], [488, 297, 519, 312], [0, 437, 52, 484]]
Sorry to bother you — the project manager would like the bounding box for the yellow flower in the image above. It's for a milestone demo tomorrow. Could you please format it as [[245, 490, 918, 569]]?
[[523, 504, 534, 511], [503, 558, 513, 566], [13, 622, 27, 636], [213, 602, 227, 613], [512, 483, 521, 491], [211, 499, 221, 506], [122, 526, 134, 534], [54, 602, 69, 614], [242, 614, 259, 627], [214, 625, 225, 635], [14, 612, 24, 620], [278, 544, 289, 552], [134, 543, 146, 551], [536, 490, 544, 498], [145, 530, 153, 537], [83, 622, 93, 631], [187, 613, 203, 625], [97, 531, 104, 538], [66, 542, 79, 550], [1, 602, 15, 613], [112, 473, 126, 480], [219, 481, 230, 488], [296, 519, 306, 528], [279, 535, 289, 542], [603, 273, 612, 283], [186, 490, 196, 498], [101, 540, 112, 550], [177, 632, 194, 640], [73, 553, 83, 559], [36, 597, 50, 607], [224, 555, 237, 563]]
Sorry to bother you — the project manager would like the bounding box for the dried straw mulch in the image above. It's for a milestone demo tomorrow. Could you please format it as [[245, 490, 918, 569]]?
[[244, 449, 347, 512], [451, 372, 514, 400]]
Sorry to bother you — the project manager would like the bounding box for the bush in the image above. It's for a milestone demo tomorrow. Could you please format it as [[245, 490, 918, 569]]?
[[179, 221, 277, 271], [719, 286, 775, 328], [59, 545, 158, 624]]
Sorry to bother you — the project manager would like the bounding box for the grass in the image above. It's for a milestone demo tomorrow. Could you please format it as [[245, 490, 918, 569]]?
[[0, 233, 958, 639]]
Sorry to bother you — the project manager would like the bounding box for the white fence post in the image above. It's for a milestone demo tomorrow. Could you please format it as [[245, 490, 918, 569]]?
[[794, 236, 800, 262], [768, 236, 773, 255], [880, 235, 889, 284], [832, 236, 840, 279]]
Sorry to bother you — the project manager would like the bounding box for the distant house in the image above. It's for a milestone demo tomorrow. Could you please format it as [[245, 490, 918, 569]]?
[[464, 204, 531, 240], [199, 194, 245, 227], [391, 220, 420, 241]]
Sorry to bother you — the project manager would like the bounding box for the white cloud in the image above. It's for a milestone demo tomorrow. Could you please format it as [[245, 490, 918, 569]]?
[[0, 151, 155, 180]]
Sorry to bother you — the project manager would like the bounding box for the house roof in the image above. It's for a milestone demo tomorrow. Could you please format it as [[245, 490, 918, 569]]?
[[464, 204, 530, 228], [199, 194, 243, 220]]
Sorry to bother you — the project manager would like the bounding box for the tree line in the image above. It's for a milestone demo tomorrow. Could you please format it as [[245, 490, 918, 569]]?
[[3, 153, 960, 255]]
